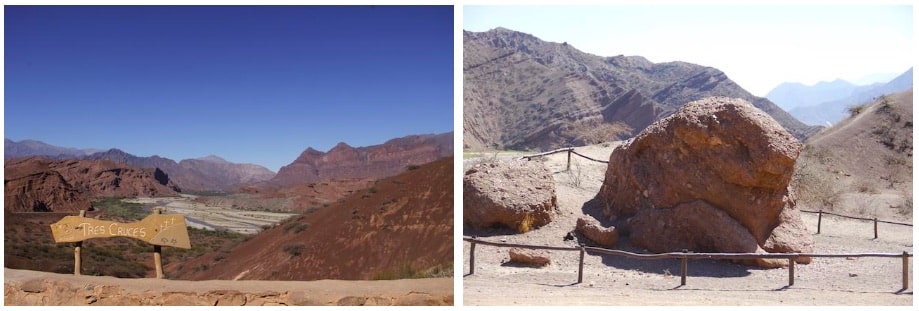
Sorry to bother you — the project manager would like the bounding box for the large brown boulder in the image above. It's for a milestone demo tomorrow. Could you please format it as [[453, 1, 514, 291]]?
[[464, 159, 558, 232], [597, 97, 813, 267]]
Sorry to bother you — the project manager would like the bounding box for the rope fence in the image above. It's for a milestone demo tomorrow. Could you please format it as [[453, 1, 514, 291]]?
[[464, 236, 913, 291], [800, 209, 912, 238], [521, 147, 608, 171]]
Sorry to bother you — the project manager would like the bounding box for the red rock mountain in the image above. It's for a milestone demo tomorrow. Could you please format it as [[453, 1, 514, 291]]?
[[170, 157, 454, 281], [4, 157, 180, 212], [270, 132, 452, 187]]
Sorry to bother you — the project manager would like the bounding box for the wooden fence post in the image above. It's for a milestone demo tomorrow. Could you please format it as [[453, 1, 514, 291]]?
[[469, 237, 477, 275], [566, 149, 572, 171], [680, 250, 688, 286], [817, 210, 822, 234], [788, 257, 795, 287], [153, 208, 164, 279], [873, 218, 878, 239], [903, 251, 910, 291], [578, 245, 585, 284], [74, 210, 86, 276]]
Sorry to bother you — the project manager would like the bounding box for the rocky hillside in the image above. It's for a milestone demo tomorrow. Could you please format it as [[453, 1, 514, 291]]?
[[4, 157, 180, 212], [83, 149, 275, 192], [269, 132, 452, 187], [792, 89, 913, 219], [463, 28, 820, 150], [170, 157, 453, 281]]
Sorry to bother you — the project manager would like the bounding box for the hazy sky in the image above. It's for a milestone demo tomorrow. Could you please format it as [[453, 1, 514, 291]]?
[[4, 5, 453, 172], [464, 4, 913, 96]]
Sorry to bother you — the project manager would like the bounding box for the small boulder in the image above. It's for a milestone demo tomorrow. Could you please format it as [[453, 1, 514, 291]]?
[[508, 248, 550, 267], [576, 217, 619, 248], [464, 159, 559, 232]]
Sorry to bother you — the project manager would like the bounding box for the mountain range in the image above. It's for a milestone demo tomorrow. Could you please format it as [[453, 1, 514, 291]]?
[[5, 139, 276, 192], [5, 131, 453, 195], [463, 27, 820, 151], [767, 68, 913, 126], [269, 132, 453, 187]]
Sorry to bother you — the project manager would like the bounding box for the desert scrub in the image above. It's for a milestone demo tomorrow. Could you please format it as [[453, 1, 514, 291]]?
[[371, 262, 452, 280], [92, 198, 148, 221], [283, 243, 306, 256]]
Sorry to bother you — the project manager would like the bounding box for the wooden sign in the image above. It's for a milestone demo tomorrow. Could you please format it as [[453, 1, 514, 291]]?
[[50, 212, 191, 249]]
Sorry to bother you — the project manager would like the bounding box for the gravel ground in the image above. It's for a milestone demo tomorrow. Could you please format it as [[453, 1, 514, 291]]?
[[462, 144, 914, 306]]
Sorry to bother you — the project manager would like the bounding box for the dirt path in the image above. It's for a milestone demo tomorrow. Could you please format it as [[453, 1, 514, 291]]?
[[4, 268, 452, 306], [463, 144, 914, 306]]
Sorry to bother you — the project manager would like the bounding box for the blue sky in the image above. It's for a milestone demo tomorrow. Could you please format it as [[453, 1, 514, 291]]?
[[4, 5, 453, 172], [465, 4, 913, 96]]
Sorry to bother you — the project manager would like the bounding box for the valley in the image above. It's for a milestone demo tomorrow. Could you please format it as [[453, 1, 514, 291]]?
[[123, 195, 297, 235]]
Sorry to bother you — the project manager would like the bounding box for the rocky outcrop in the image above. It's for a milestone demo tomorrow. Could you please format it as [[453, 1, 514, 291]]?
[[463, 28, 820, 150], [270, 132, 452, 187], [463, 159, 558, 232], [576, 217, 619, 248], [4, 157, 179, 212], [508, 248, 550, 267], [596, 97, 813, 267], [3, 268, 452, 306]]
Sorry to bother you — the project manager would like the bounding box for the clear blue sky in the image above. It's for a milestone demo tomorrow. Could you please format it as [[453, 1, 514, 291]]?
[[4, 5, 453, 172], [465, 3, 914, 96]]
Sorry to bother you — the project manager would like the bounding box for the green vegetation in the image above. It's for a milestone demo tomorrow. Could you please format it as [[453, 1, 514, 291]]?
[[91, 198, 148, 221], [371, 262, 453, 280]]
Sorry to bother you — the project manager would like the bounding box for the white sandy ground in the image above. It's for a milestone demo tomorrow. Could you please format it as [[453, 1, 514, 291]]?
[[124, 195, 296, 234], [462, 145, 914, 306]]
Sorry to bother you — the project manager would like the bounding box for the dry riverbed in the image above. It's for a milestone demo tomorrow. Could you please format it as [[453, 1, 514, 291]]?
[[124, 195, 296, 234]]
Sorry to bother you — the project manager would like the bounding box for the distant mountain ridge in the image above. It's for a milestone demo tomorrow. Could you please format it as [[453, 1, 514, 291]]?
[[767, 68, 913, 126], [463, 27, 820, 151], [5, 139, 276, 192], [766, 79, 865, 111], [270, 132, 453, 187], [4, 139, 102, 159]]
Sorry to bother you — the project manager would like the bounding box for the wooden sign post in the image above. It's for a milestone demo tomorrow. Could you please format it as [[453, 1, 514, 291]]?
[[50, 208, 191, 278]]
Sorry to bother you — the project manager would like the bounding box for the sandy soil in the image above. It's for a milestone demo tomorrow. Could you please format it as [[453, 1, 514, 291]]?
[[124, 195, 296, 234], [462, 144, 914, 306]]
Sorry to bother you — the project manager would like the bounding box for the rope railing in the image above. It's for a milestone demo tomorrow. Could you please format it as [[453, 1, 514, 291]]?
[[800, 209, 912, 238], [521, 147, 609, 171], [463, 236, 913, 291]]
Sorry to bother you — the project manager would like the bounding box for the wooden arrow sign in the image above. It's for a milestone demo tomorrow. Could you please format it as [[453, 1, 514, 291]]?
[[50, 213, 191, 249]]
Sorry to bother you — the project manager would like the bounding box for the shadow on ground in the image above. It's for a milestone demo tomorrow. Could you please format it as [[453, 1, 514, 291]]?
[[578, 197, 756, 278]]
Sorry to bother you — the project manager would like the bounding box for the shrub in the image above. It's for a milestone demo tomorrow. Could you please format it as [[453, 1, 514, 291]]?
[[283, 244, 306, 256], [847, 104, 866, 117]]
